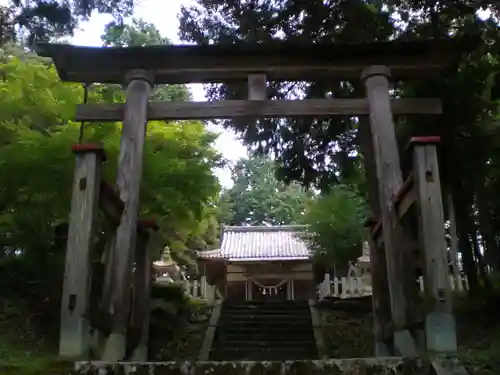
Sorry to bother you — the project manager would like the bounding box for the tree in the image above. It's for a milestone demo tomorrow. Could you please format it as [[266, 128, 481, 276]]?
[[302, 185, 369, 272], [101, 18, 169, 47], [1, 0, 134, 45], [101, 18, 191, 102], [178, 0, 500, 294], [219, 155, 310, 226], [0, 49, 221, 322]]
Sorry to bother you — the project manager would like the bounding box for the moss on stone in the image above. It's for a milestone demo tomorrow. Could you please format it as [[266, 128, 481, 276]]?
[[319, 301, 374, 358], [71, 358, 436, 375], [154, 361, 189, 375], [286, 360, 322, 375], [394, 358, 429, 375], [194, 361, 246, 375], [247, 361, 283, 375]]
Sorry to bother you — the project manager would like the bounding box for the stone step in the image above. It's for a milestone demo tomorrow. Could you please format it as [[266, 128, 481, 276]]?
[[209, 347, 318, 361], [216, 318, 313, 327], [214, 332, 315, 342], [220, 311, 312, 318], [221, 309, 310, 317], [215, 326, 314, 336], [223, 299, 309, 305], [212, 340, 316, 349], [222, 303, 310, 311], [212, 301, 316, 361], [74, 357, 426, 374]]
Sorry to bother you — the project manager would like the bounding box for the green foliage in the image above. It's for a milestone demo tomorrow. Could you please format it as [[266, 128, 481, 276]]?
[[150, 286, 212, 361], [100, 18, 192, 102], [219, 155, 310, 226], [0, 48, 220, 341], [102, 18, 169, 47], [178, 0, 500, 301], [1, 0, 134, 45], [178, 0, 499, 192], [302, 185, 368, 268], [151, 283, 187, 303]]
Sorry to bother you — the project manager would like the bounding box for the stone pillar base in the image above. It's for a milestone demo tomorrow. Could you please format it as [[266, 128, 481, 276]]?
[[393, 329, 418, 357], [102, 332, 126, 361], [425, 312, 457, 352]]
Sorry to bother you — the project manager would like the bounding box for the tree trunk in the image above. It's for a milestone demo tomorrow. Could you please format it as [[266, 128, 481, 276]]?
[[453, 186, 479, 294], [446, 190, 460, 279], [470, 227, 494, 295], [476, 188, 499, 272], [358, 118, 381, 218]]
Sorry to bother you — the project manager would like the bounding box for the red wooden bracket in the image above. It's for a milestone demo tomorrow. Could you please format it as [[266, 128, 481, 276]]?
[[404, 136, 441, 152], [138, 218, 159, 231], [71, 143, 107, 161]]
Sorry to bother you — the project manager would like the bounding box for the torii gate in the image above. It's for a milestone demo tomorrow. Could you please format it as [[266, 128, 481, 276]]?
[[36, 38, 469, 362]]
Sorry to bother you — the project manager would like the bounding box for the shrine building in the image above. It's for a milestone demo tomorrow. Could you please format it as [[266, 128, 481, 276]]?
[[196, 225, 314, 301]]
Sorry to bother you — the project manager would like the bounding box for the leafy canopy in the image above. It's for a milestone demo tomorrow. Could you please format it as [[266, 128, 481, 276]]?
[[1, 0, 134, 45], [0, 49, 220, 266], [302, 185, 369, 269], [100, 18, 191, 102], [219, 155, 310, 226]]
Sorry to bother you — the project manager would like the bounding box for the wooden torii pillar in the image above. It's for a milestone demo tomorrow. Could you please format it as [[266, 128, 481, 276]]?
[[102, 70, 154, 361], [362, 66, 417, 357]]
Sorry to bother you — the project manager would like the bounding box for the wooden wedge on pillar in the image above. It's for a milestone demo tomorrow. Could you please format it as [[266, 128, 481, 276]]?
[[130, 218, 159, 360], [364, 219, 392, 356]]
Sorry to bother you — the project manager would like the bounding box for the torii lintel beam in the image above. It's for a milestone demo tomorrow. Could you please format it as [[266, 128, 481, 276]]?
[[35, 38, 475, 85], [75, 98, 443, 122]]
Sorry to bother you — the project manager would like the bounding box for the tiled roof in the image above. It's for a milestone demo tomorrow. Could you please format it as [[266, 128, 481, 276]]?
[[197, 225, 312, 262]]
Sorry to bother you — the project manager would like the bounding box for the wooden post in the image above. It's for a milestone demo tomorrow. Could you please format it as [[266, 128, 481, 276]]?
[[361, 66, 417, 357], [200, 275, 207, 299], [248, 74, 267, 100], [409, 136, 457, 353], [59, 144, 105, 358], [131, 219, 158, 360], [364, 220, 391, 356], [322, 273, 331, 299], [102, 70, 153, 361], [99, 233, 116, 316], [446, 190, 460, 286]]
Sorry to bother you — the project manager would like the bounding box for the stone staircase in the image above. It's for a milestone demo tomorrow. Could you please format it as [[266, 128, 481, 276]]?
[[72, 301, 470, 375], [209, 300, 318, 361]]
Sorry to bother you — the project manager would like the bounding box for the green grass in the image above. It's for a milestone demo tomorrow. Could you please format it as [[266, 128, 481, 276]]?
[[0, 310, 70, 375], [455, 296, 500, 375], [0, 337, 66, 375]]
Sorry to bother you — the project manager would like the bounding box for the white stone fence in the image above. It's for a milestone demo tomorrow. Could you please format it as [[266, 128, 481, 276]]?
[[317, 273, 469, 300], [317, 274, 372, 300], [416, 274, 469, 294]]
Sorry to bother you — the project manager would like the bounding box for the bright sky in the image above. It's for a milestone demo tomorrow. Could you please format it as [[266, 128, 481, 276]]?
[[70, 0, 248, 188]]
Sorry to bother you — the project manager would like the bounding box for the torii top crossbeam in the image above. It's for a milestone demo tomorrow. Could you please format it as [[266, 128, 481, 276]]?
[[35, 38, 473, 85]]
